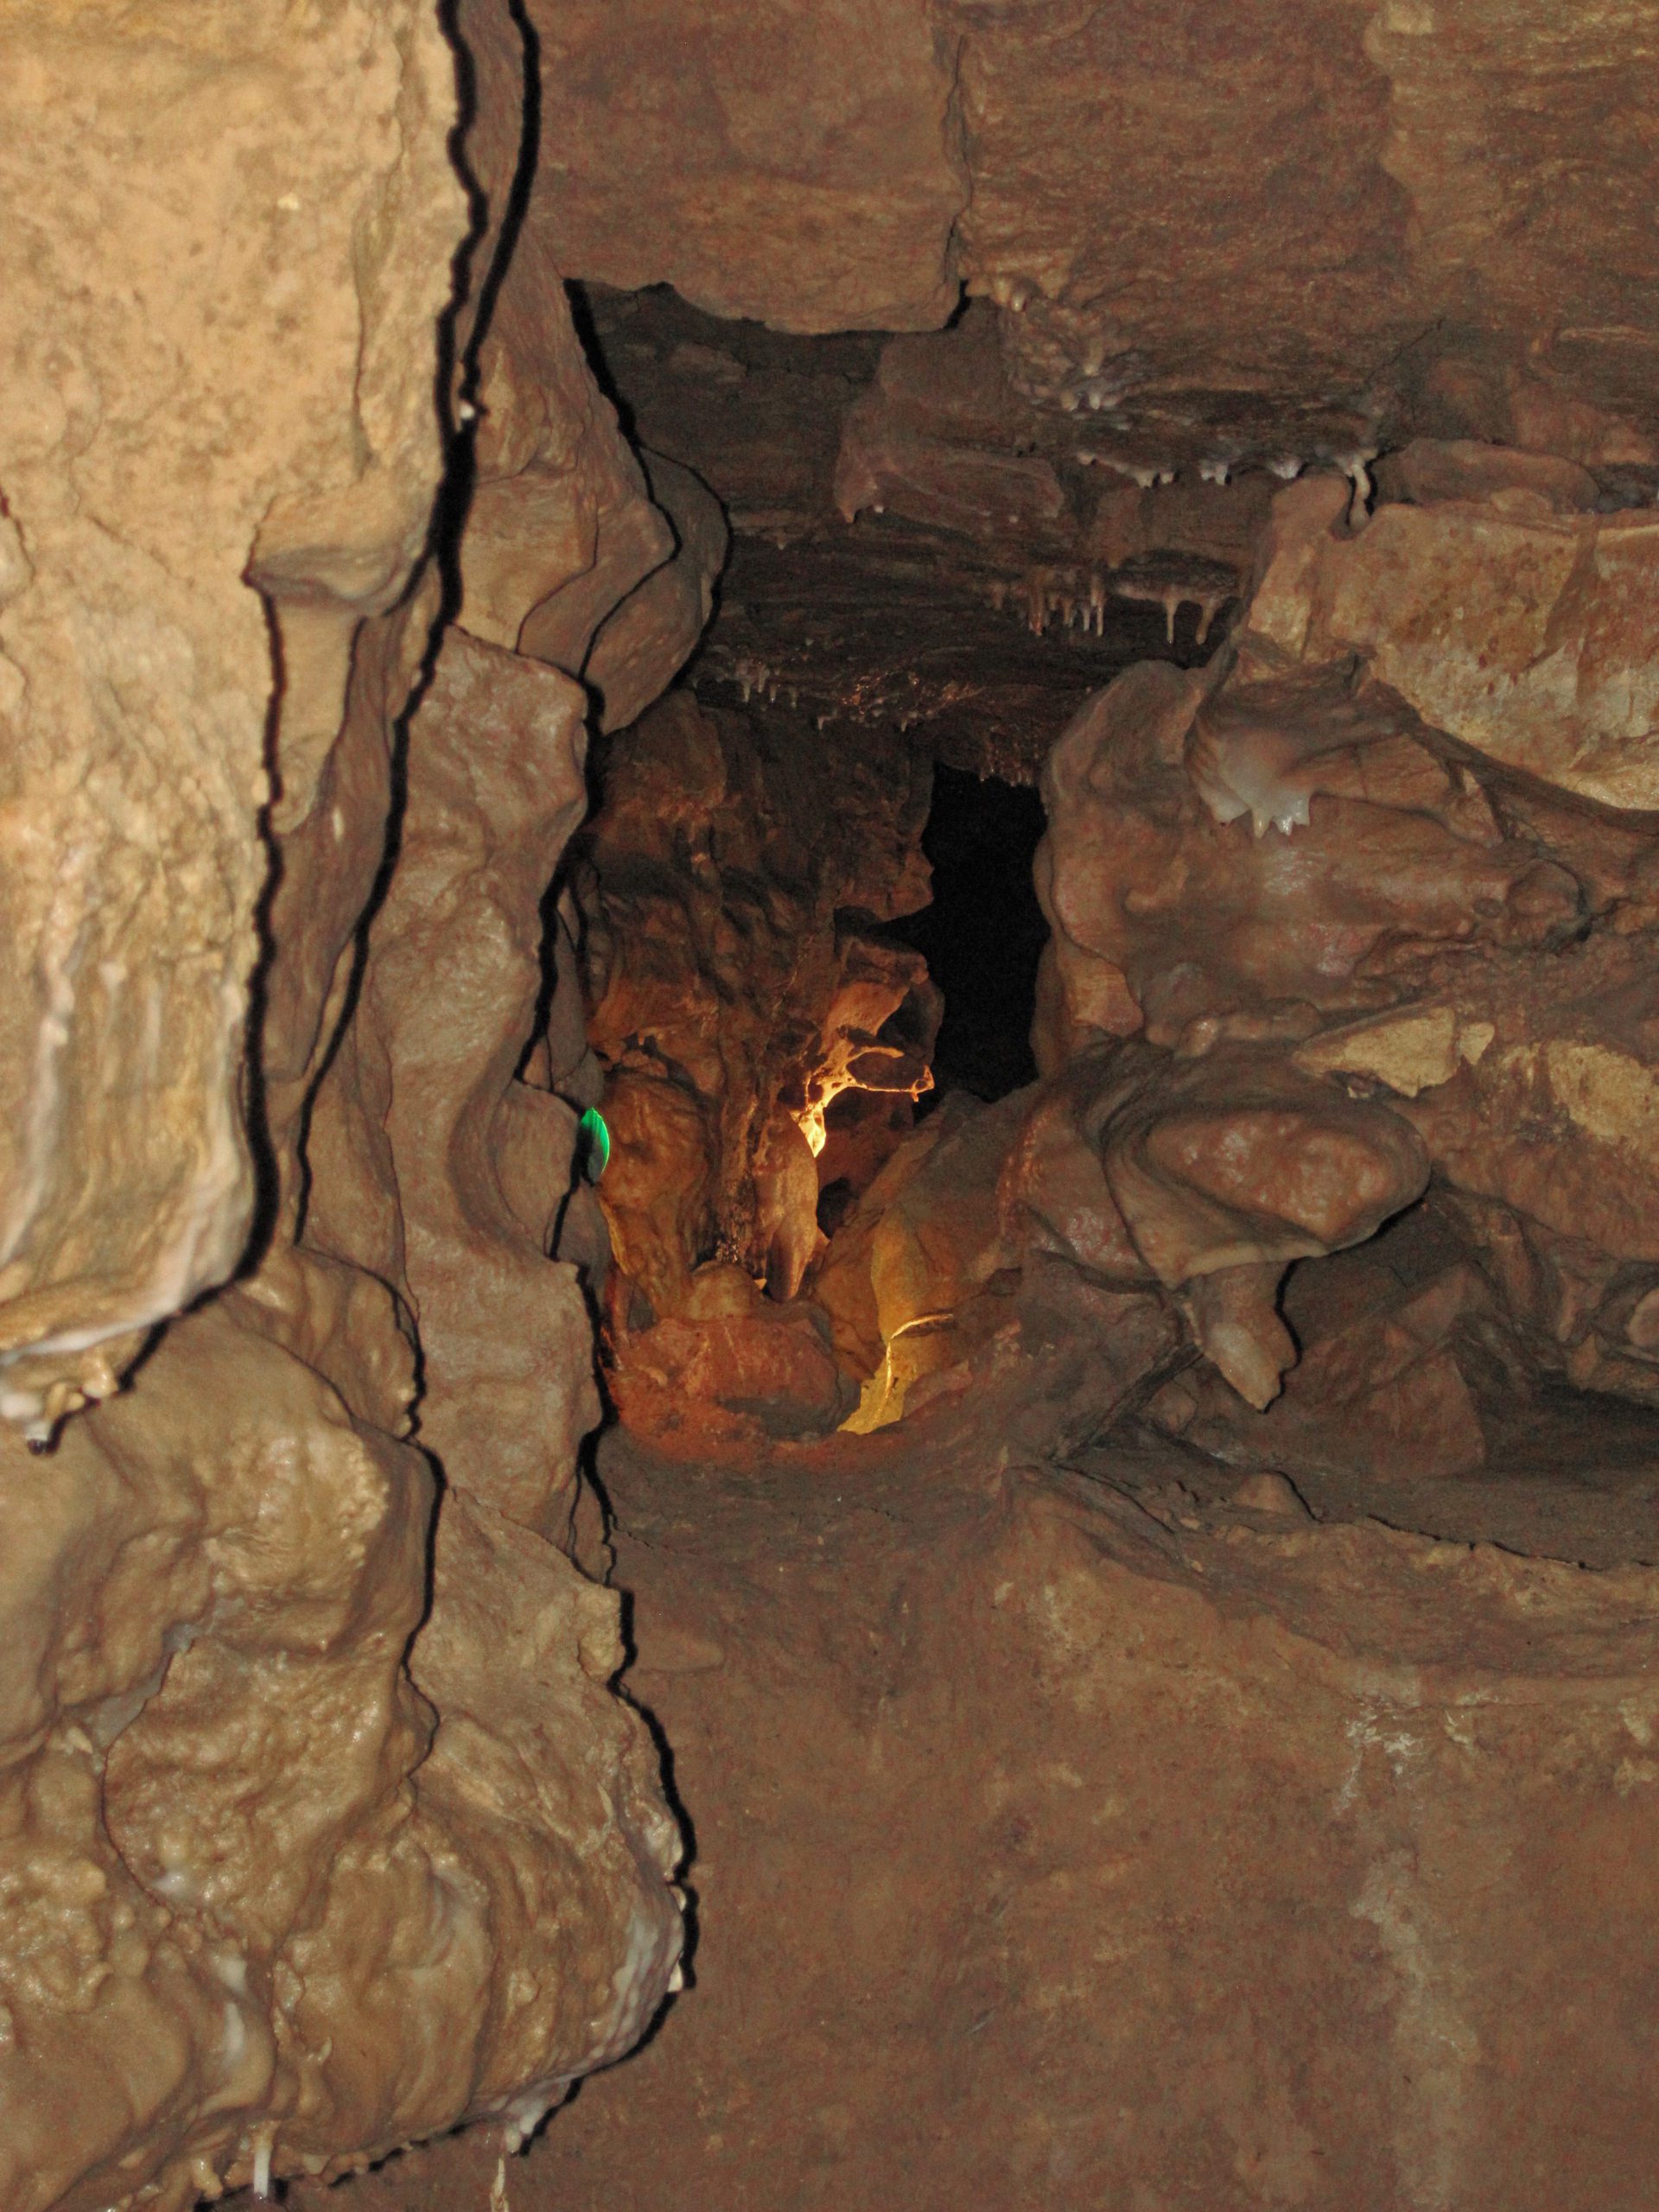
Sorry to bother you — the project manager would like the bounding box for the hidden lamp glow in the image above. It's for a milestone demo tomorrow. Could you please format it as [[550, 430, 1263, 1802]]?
[[576, 1105, 611, 1184]]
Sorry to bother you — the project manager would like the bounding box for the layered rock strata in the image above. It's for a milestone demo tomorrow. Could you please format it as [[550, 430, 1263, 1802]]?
[[535, 0, 1659, 473]]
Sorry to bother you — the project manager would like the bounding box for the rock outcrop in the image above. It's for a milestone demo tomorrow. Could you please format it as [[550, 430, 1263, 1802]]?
[[0, 0, 461, 1435], [578, 690, 938, 1349], [0, 3, 701, 2199], [572, 685, 946, 1442], [534, 0, 1659, 474], [803, 454, 1659, 1483], [531, 12, 1659, 785], [531, 0, 963, 333], [12, 3, 1659, 2206]]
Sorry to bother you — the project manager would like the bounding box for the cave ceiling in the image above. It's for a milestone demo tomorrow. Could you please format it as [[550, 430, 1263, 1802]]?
[[543, 0, 1659, 777], [575, 283, 1226, 780]]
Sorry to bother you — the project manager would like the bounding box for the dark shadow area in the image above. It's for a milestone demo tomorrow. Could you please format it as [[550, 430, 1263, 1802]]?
[[565, 277, 640, 444], [887, 766, 1049, 1104]]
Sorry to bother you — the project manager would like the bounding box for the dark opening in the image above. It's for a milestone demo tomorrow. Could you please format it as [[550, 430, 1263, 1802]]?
[[889, 766, 1050, 1106]]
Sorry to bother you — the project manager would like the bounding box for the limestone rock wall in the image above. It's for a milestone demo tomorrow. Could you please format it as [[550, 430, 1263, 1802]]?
[[581, 689, 939, 1325], [0, 3, 696, 2202], [0, 0, 461, 1435], [1020, 456, 1659, 1470], [797, 448, 1659, 1478], [531, 0, 963, 333], [532, 0, 1659, 474]]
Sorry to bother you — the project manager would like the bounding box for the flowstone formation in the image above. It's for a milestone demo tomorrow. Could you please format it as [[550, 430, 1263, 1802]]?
[[799, 454, 1659, 1478], [0, 3, 702, 2201], [576, 687, 939, 1440], [13, 2, 1659, 2207], [1032, 461, 1659, 1476], [0, 0, 461, 1433]]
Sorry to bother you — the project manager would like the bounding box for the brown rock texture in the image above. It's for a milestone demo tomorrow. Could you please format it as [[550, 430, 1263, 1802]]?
[[531, 0, 963, 332], [533, 3, 1659, 473], [579, 689, 938, 1343], [995, 463, 1659, 1461], [0, 2, 701, 2200], [14, 1, 1659, 2204], [293, 1412, 1659, 2212], [1246, 472, 1659, 810], [771, 448, 1659, 1483], [0, 0, 461, 1433], [309, 628, 601, 1535], [574, 286, 1270, 781]]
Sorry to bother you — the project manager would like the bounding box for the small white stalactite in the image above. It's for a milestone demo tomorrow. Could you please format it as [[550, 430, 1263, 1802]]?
[[1079, 455, 1174, 491], [490, 2155, 512, 2212], [1110, 576, 1194, 644], [1338, 448, 1378, 530], [251, 2125, 276, 2202], [1198, 457, 1231, 485], [1195, 587, 1233, 645]]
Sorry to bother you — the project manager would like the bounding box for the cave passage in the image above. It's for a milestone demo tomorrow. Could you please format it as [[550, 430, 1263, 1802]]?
[[885, 766, 1049, 1109], [19, 9, 1659, 2207]]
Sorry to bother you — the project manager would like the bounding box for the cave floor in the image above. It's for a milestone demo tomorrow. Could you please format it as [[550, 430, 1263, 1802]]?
[[298, 1370, 1659, 2212], [1084, 1389, 1659, 1575]]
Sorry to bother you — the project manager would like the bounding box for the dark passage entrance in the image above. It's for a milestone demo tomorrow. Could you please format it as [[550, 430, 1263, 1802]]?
[[890, 766, 1050, 1105]]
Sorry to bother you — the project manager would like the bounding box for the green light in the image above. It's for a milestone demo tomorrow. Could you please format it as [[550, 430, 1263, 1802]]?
[[576, 1105, 611, 1184]]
